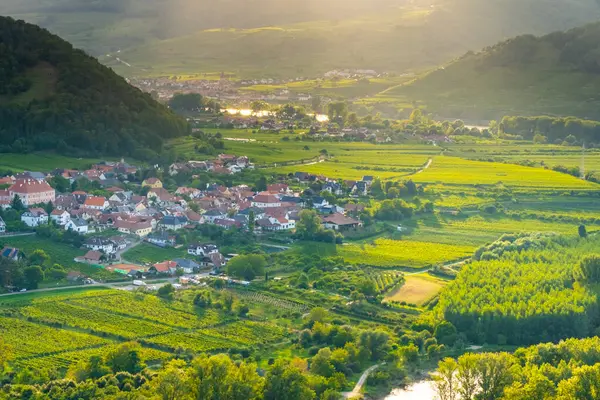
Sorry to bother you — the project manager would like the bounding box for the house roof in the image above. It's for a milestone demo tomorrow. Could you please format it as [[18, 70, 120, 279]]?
[[9, 179, 54, 194], [144, 178, 161, 185], [253, 194, 280, 204], [69, 218, 88, 227], [322, 213, 360, 226], [161, 215, 188, 225], [82, 251, 102, 262], [173, 258, 199, 269], [84, 196, 107, 207], [152, 260, 178, 272]]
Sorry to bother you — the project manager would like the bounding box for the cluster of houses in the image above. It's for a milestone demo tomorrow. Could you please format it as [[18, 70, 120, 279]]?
[[168, 154, 253, 176]]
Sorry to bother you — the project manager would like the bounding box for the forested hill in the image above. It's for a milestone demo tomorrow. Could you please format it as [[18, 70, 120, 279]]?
[[393, 21, 600, 120], [0, 17, 189, 158], [5, 0, 600, 77]]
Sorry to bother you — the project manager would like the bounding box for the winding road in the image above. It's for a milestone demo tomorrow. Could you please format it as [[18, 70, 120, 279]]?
[[342, 363, 383, 399]]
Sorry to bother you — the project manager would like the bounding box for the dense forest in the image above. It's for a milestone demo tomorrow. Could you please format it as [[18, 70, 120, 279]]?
[[435, 234, 600, 345], [0, 17, 189, 158], [434, 337, 600, 400]]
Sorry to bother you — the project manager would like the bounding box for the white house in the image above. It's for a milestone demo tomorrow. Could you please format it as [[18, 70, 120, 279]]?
[[83, 237, 115, 254], [251, 194, 282, 208], [51, 210, 71, 226], [65, 218, 89, 234], [187, 243, 219, 257], [83, 196, 109, 210], [21, 208, 49, 227]]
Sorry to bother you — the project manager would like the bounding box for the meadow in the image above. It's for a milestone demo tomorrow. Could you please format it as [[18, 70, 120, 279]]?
[[0, 153, 109, 172], [121, 243, 189, 264]]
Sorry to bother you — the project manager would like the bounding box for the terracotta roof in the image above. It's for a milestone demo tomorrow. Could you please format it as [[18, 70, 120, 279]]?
[[253, 194, 280, 204], [84, 196, 107, 207], [9, 179, 53, 194], [152, 260, 178, 272]]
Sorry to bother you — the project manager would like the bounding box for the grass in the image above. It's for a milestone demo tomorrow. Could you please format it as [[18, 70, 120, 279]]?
[[0, 235, 120, 280], [121, 243, 189, 264], [0, 153, 108, 172], [384, 274, 446, 306]]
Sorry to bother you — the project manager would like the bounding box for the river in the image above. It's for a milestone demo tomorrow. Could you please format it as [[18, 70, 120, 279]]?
[[385, 381, 437, 400], [225, 108, 329, 122]]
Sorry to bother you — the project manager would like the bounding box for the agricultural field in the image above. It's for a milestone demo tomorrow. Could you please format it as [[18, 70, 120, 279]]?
[[403, 214, 591, 247], [0, 287, 291, 371], [339, 238, 474, 269], [412, 156, 598, 190], [384, 274, 447, 306], [239, 76, 411, 99]]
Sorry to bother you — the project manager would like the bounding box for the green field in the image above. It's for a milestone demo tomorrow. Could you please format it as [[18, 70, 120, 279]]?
[[0, 153, 109, 172], [1, 288, 288, 370], [121, 243, 189, 264], [413, 156, 598, 190]]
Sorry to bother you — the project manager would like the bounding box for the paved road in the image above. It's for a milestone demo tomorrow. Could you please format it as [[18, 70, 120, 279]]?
[[342, 363, 383, 399], [115, 239, 143, 262], [0, 274, 209, 298]]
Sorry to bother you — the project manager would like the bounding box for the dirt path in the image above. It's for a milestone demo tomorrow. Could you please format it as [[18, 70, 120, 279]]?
[[415, 158, 433, 174], [342, 363, 383, 398]]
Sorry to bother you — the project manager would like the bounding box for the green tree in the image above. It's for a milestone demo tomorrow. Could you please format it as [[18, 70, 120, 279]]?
[[310, 348, 335, 378], [190, 354, 263, 400], [226, 254, 266, 281], [49, 176, 70, 193], [434, 358, 458, 400], [256, 176, 267, 192], [23, 265, 43, 289], [579, 224, 588, 238], [104, 342, 146, 374], [153, 359, 191, 400], [264, 360, 316, 400], [169, 93, 204, 113], [326, 102, 348, 127], [158, 283, 175, 299], [28, 249, 49, 267], [10, 194, 24, 211], [296, 210, 324, 240]]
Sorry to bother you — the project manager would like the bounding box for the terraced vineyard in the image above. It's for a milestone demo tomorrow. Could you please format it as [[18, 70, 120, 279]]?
[[340, 239, 474, 269], [1, 289, 290, 370]]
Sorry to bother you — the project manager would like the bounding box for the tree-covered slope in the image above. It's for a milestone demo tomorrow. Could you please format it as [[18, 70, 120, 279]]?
[[392, 21, 600, 120], [5, 0, 600, 77], [0, 17, 188, 157]]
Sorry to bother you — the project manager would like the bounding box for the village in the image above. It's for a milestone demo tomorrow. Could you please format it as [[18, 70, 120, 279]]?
[[0, 155, 375, 290], [128, 69, 385, 105]]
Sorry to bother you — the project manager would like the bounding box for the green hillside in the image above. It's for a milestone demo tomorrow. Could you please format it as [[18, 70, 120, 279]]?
[[6, 0, 600, 78], [0, 16, 188, 158], [387, 21, 600, 120]]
